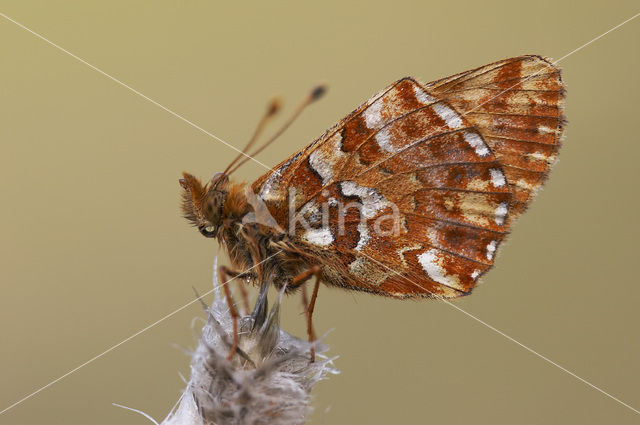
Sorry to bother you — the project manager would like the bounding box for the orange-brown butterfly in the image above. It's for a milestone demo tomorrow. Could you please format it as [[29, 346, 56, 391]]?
[[180, 55, 565, 360]]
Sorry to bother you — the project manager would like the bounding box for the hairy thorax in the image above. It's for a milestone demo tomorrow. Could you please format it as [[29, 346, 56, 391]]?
[[218, 182, 311, 291]]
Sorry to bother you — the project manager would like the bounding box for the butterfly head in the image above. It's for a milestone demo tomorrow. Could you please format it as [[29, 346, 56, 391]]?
[[179, 172, 229, 238]]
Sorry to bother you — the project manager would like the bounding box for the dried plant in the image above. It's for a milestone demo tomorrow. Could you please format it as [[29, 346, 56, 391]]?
[[116, 259, 338, 425]]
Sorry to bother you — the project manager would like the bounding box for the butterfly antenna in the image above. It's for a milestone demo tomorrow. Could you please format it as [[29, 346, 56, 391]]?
[[227, 84, 327, 176], [223, 97, 282, 175]]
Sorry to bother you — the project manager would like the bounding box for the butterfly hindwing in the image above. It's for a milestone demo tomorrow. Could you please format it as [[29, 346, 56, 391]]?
[[424, 55, 565, 218]]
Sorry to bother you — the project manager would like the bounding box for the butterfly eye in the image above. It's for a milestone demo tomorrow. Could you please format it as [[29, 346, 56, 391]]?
[[199, 225, 217, 238]]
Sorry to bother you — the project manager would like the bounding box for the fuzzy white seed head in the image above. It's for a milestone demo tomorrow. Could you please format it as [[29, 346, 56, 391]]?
[[117, 259, 338, 425]]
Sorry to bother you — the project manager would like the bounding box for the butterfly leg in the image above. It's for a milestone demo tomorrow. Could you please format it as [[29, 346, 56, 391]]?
[[294, 265, 322, 362], [236, 279, 250, 315], [218, 267, 251, 314], [218, 265, 241, 361]]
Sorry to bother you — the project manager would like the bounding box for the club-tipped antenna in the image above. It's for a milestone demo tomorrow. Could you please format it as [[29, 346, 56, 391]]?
[[227, 83, 327, 176], [223, 97, 282, 175]]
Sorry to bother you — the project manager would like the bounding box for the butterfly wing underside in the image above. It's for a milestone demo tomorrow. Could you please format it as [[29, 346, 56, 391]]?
[[424, 55, 565, 218], [252, 55, 565, 298]]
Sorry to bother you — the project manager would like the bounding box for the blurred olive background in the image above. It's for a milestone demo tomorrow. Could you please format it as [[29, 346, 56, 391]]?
[[1, 1, 639, 424]]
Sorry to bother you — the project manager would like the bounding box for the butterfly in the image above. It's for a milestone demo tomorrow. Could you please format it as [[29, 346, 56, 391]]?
[[180, 55, 565, 360]]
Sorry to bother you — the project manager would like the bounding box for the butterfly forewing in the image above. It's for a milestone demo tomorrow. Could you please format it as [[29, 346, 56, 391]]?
[[253, 79, 431, 217], [252, 55, 565, 298]]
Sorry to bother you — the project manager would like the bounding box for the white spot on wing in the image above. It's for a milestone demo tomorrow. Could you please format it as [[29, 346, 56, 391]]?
[[489, 168, 506, 187], [304, 227, 334, 246], [495, 202, 508, 225], [340, 181, 388, 218], [471, 269, 481, 280], [355, 222, 370, 251], [413, 84, 436, 104], [375, 127, 398, 153], [308, 133, 345, 186], [486, 240, 497, 260], [527, 152, 549, 161], [433, 103, 463, 129], [364, 100, 383, 128], [308, 151, 331, 186], [464, 132, 490, 157], [417, 249, 461, 290]]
